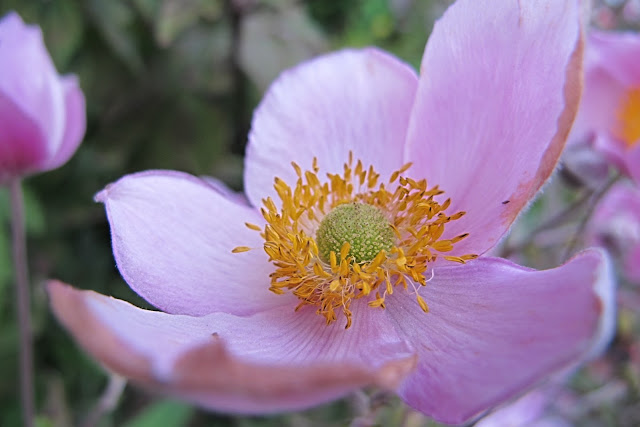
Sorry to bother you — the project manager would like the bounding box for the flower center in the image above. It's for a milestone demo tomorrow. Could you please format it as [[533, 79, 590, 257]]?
[[316, 202, 394, 264], [233, 153, 477, 328], [615, 86, 640, 148]]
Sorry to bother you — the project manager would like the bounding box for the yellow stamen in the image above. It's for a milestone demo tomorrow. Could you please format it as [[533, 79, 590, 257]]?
[[235, 153, 476, 328], [416, 295, 429, 313], [615, 87, 640, 148], [232, 246, 251, 253], [245, 222, 262, 231]]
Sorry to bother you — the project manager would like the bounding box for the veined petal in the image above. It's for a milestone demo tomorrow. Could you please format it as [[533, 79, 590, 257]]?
[[244, 48, 418, 207], [199, 175, 250, 206], [386, 250, 614, 425], [49, 281, 416, 413], [95, 170, 290, 316], [405, 0, 583, 256]]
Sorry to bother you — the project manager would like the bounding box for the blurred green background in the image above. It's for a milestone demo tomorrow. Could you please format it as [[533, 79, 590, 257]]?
[[2, 0, 640, 426], [0, 0, 449, 425]]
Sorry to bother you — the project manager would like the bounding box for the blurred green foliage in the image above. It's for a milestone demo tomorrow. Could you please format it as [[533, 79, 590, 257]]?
[[0, 0, 447, 425]]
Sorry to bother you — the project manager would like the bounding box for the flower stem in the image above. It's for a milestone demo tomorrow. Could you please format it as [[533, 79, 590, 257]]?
[[562, 173, 621, 262], [81, 373, 127, 427], [10, 179, 34, 427]]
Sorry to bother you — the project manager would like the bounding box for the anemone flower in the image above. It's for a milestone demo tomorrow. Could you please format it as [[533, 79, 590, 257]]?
[[570, 30, 640, 183], [588, 181, 640, 283], [49, 0, 615, 424], [0, 11, 86, 183]]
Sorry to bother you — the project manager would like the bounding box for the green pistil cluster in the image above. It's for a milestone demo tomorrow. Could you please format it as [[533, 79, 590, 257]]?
[[316, 202, 394, 263]]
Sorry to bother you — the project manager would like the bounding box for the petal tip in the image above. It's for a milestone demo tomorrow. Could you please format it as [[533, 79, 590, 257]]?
[[94, 184, 113, 203], [374, 354, 417, 390], [586, 248, 617, 359]]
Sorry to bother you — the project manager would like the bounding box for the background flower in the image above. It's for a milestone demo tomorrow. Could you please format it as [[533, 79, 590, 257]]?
[[588, 181, 640, 283], [570, 29, 640, 183], [0, 11, 85, 183]]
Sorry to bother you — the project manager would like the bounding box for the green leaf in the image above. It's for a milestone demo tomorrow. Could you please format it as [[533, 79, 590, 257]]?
[[86, 0, 144, 74]]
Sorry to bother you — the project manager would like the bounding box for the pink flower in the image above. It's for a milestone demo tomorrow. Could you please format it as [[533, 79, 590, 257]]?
[[570, 29, 640, 182], [475, 386, 570, 427], [588, 181, 640, 283], [49, 0, 615, 424], [0, 12, 86, 183]]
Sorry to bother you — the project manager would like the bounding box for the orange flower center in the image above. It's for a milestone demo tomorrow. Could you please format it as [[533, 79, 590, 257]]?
[[615, 86, 640, 148], [233, 154, 477, 328]]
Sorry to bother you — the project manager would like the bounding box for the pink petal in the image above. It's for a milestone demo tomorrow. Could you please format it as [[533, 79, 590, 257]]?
[[405, 0, 583, 256], [199, 175, 250, 206], [244, 48, 418, 207], [476, 387, 556, 427], [588, 30, 640, 85], [589, 181, 640, 283], [571, 59, 626, 148], [46, 75, 86, 170], [0, 12, 65, 157], [627, 144, 640, 185], [95, 170, 291, 316], [48, 281, 416, 413], [570, 31, 640, 175], [387, 250, 614, 425], [0, 93, 47, 182], [624, 243, 640, 283]]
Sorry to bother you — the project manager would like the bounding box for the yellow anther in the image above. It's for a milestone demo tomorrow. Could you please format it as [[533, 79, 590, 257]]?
[[340, 241, 351, 261], [234, 155, 473, 328], [432, 240, 454, 252], [416, 295, 429, 313], [245, 222, 262, 231]]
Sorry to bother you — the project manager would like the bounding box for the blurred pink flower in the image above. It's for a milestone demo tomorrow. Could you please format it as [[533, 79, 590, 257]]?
[[475, 386, 571, 427], [49, 0, 615, 424], [570, 30, 640, 182], [0, 12, 86, 183], [588, 181, 640, 283]]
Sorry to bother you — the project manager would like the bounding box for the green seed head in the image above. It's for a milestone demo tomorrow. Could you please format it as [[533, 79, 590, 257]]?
[[316, 203, 394, 263]]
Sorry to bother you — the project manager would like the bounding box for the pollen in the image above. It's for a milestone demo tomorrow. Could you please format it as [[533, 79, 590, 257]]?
[[232, 153, 477, 328], [615, 86, 640, 148]]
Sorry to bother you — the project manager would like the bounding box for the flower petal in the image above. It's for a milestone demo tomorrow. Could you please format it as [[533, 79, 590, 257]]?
[[46, 75, 86, 171], [244, 48, 418, 207], [199, 175, 250, 206], [571, 40, 627, 147], [0, 12, 65, 155], [386, 250, 614, 425], [588, 30, 640, 85], [589, 181, 640, 282], [95, 170, 290, 316], [0, 93, 47, 182], [49, 281, 416, 413], [405, 0, 583, 256]]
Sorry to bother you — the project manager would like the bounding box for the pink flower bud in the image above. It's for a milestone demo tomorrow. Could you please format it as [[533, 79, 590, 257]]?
[[0, 12, 85, 183]]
